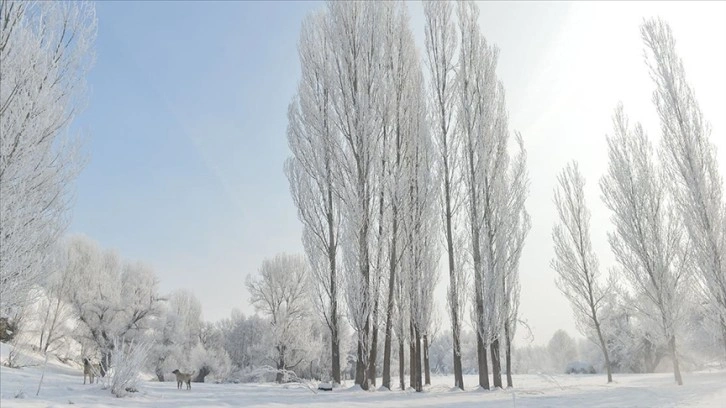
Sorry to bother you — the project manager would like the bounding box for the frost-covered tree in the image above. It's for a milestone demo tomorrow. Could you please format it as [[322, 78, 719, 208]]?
[[642, 18, 726, 358], [512, 343, 550, 374], [400, 64, 438, 393], [285, 8, 344, 385], [325, 1, 387, 390], [600, 277, 665, 374], [552, 163, 613, 383], [547, 329, 577, 373], [456, 0, 495, 389], [500, 136, 530, 388], [218, 310, 271, 375], [374, 2, 428, 391], [600, 105, 688, 385], [148, 301, 180, 381], [456, 0, 530, 389], [192, 322, 232, 383], [428, 329, 454, 375], [246, 253, 311, 383], [423, 0, 466, 390], [147, 289, 204, 381], [169, 290, 203, 358], [0, 0, 95, 315], [63, 235, 161, 376]]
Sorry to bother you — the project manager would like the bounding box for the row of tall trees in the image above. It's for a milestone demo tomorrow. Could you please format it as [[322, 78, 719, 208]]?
[[552, 18, 725, 386], [285, 1, 529, 391]]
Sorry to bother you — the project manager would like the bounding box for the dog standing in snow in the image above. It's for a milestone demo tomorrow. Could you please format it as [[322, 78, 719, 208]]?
[[172, 369, 194, 390], [83, 358, 101, 384]]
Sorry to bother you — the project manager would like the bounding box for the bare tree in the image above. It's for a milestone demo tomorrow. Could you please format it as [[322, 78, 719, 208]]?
[[552, 163, 613, 383], [285, 9, 343, 385], [246, 254, 311, 383], [642, 17, 726, 358], [0, 0, 95, 315], [600, 105, 688, 385], [423, 0, 466, 390]]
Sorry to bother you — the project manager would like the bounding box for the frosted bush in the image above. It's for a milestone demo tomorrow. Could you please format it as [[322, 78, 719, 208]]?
[[107, 338, 151, 397]]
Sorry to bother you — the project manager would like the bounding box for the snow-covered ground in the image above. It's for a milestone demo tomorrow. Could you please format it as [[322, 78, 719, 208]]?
[[2, 344, 725, 407]]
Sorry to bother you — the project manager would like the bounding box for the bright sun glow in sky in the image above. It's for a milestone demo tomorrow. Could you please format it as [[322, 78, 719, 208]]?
[[69, 1, 725, 346]]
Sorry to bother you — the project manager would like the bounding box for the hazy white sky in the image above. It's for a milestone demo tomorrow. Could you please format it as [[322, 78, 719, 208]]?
[[70, 1, 725, 346]]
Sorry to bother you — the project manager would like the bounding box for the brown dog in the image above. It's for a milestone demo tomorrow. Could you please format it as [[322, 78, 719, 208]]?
[[171, 369, 194, 390]]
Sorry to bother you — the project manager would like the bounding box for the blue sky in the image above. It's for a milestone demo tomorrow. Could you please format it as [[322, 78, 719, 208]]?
[[69, 1, 726, 345], [69, 1, 320, 318]]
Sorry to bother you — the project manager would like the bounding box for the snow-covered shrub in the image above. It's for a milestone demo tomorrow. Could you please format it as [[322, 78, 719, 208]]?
[[107, 338, 151, 397]]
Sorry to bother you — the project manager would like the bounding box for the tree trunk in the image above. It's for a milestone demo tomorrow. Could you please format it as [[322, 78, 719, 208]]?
[[276, 346, 286, 383], [195, 366, 211, 383], [382, 315, 393, 390], [155, 366, 165, 382], [39, 330, 45, 351], [409, 321, 416, 390], [415, 328, 422, 392], [398, 340, 406, 390], [368, 321, 379, 387], [670, 335, 683, 385], [505, 321, 513, 388], [382, 213, 398, 390], [39, 300, 52, 351], [423, 334, 431, 386], [44, 297, 63, 354], [331, 329, 341, 385], [355, 161, 371, 391], [354, 214, 371, 391], [477, 333, 489, 389], [355, 339, 366, 389], [594, 319, 613, 383], [155, 356, 166, 382], [491, 339, 502, 388], [100, 349, 112, 378], [466, 120, 489, 391], [443, 159, 464, 390], [452, 326, 463, 390], [327, 189, 341, 385]]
